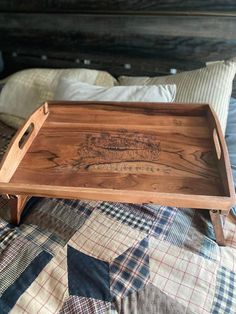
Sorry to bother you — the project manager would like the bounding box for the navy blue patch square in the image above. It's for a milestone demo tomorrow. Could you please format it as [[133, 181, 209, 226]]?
[[67, 245, 111, 301]]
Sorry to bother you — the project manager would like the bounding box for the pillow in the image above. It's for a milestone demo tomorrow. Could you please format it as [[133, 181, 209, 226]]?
[[0, 120, 16, 161], [0, 113, 24, 130], [226, 97, 236, 187], [54, 78, 176, 103], [119, 58, 236, 133], [0, 68, 116, 128]]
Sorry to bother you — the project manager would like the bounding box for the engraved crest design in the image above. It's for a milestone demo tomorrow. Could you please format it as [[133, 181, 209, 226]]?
[[74, 132, 161, 172]]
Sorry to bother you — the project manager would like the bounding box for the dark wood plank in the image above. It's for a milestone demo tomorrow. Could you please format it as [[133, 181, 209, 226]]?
[[0, 0, 236, 13], [0, 12, 235, 96], [0, 51, 204, 80], [0, 13, 236, 77], [1, 37, 235, 71], [0, 13, 235, 40]]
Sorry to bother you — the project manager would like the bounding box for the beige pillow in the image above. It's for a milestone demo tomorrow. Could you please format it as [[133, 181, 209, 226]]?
[[0, 113, 24, 130], [0, 68, 116, 128], [119, 58, 236, 133]]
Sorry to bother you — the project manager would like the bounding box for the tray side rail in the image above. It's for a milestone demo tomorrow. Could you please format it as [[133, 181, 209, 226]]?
[[0, 102, 49, 183], [47, 100, 210, 116], [207, 105, 236, 212]]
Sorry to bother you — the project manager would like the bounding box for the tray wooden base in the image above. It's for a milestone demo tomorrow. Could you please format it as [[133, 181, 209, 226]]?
[[209, 209, 226, 246], [8, 194, 29, 225], [0, 101, 235, 247]]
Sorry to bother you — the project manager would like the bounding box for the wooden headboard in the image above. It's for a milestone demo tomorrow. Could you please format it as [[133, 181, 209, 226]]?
[[0, 1, 236, 95]]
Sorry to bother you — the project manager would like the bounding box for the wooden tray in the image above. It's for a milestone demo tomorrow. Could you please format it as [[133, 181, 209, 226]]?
[[0, 101, 235, 244]]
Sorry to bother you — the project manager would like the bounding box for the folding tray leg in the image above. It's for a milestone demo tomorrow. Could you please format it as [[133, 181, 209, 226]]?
[[210, 210, 226, 246], [8, 195, 29, 225]]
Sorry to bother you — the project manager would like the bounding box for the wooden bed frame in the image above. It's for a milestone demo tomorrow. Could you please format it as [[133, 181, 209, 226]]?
[[0, 1, 235, 96]]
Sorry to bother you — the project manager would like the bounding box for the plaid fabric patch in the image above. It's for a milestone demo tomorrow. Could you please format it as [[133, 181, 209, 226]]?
[[0, 217, 11, 231], [0, 195, 12, 222], [53, 199, 96, 218], [149, 206, 178, 239], [110, 237, 149, 299], [198, 237, 219, 262], [0, 197, 9, 212], [164, 207, 194, 245], [98, 202, 153, 233], [69, 210, 147, 263], [0, 239, 43, 295], [127, 203, 164, 220], [12, 245, 68, 314], [23, 198, 95, 244], [149, 236, 217, 314], [0, 228, 18, 251], [0, 236, 28, 273], [59, 296, 110, 314], [19, 224, 63, 256], [0, 121, 15, 160], [211, 266, 236, 314]]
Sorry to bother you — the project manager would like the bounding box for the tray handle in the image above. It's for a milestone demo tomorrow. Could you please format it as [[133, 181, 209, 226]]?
[[213, 128, 222, 160], [0, 103, 49, 183], [207, 106, 235, 204], [18, 122, 35, 149]]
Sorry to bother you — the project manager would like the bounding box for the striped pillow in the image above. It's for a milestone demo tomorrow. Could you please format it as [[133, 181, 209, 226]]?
[[119, 58, 236, 133]]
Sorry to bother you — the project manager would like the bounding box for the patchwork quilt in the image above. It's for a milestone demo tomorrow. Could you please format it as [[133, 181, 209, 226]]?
[[0, 121, 236, 314]]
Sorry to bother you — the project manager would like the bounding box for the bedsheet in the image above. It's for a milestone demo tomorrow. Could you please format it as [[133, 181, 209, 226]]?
[[0, 123, 236, 314]]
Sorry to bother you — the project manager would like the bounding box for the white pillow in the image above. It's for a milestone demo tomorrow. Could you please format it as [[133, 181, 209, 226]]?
[[54, 78, 176, 103]]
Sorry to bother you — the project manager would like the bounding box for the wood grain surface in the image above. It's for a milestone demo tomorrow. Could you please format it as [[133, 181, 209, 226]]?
[[1, 0, 236, 13], [0, 7, 236, 97], [0, 101, 234, 210]]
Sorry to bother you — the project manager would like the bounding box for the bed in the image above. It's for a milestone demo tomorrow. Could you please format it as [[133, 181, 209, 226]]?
[[0, 2, 236, 314]]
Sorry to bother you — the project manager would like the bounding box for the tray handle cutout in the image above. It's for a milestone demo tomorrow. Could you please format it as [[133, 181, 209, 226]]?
[[0, 103, 49, 183], [18, 123, 34, 149], [213, 128, 222, 160]]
